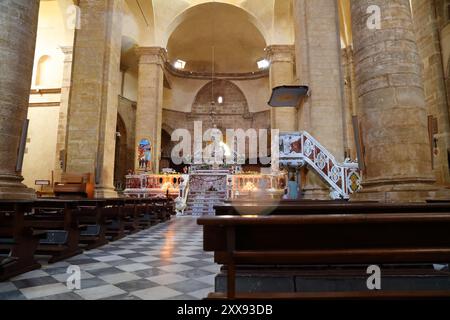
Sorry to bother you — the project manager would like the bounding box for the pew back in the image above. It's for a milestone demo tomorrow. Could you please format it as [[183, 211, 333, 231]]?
[[198, 214, 450, 299]]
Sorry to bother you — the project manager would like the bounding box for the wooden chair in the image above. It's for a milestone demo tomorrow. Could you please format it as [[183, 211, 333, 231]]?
[[198, 213, 450, 299]]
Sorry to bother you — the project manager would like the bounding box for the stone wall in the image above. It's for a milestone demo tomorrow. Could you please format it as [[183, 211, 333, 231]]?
[[22, 106, 59, 190]]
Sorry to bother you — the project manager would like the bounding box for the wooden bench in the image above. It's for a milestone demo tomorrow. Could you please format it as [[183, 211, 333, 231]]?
[[137, 198, 161, 228], [122, 198, 140, 234], [198, 213, 450, 299], [215, 202, 450, 216], [54, 172, 94, 198], [27, 199, 83, 263], [76, 199, 109, 250], [101, 199, 127, 241], [0, 200, 42, 281]]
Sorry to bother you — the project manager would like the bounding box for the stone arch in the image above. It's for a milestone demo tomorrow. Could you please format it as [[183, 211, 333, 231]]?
[[163, 2, 268, 48], [272, 0, 295, 44], [162, 123, 175, 136], [114, 114, 129, 189], [192, 79, 250, 115]]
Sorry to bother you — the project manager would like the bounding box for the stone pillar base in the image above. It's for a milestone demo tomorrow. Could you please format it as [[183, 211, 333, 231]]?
[[351, 182, 450, 203], [302, 174, 330, 200], [302, 186, 330, 200], [0, 174, 36, 200], [94, 186, 118, 199]]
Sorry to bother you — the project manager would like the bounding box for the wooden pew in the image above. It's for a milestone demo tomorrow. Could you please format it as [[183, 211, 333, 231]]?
[[198, 213, 450, 299], [137, 198, 160, 228], [27, 199, 83, 263], [54, 172, 94, 198], [0, 200, 42, 281], [122, 198, 140, 234], [154, 197, 174, 221], [103, 199, 126, 241], [215, 201, 450, 216], [76, 199, 109, 250]]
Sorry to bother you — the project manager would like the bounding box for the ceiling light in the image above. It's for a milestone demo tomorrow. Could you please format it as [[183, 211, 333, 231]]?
[[174, 59, 186, 70], [217, 96, 224, 104], [257, 59, 270, 69]]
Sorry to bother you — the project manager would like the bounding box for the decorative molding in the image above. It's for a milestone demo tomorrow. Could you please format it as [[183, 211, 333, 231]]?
[[30, 88, 62, 95], [135, 46, 167, 66], [265, 45, 295, 63], [29, 102, 61, 107], [164, 62, 269, 80]]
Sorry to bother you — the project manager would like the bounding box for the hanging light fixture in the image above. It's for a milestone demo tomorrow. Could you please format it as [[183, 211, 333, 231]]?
[[209, 3, 217, 127]]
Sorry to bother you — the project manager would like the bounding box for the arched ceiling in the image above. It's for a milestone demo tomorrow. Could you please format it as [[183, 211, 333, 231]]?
[[167, 2, 267, 73]]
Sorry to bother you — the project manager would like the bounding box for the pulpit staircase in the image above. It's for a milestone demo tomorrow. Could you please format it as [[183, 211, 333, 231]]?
[[279, 131, 362, 199]]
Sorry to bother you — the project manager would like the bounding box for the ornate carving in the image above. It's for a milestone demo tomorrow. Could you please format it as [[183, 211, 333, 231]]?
[[279, 131, 362, 199]]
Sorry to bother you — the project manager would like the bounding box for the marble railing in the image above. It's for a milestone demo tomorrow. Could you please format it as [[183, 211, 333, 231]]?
[[227, 173, 285, 200], [124, 174, 185, 198]]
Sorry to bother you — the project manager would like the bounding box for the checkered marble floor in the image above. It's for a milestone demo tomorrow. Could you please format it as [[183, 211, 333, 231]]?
[[0, 217, 219, 300]]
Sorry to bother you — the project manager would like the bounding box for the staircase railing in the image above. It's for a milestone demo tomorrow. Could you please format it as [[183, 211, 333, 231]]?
[[279, 131, 362, 199], [175, 174, 190, 216]]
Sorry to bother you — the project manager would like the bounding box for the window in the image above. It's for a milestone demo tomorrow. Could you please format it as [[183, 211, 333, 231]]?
[[174, 59, 186, 70], [257, 59, 270, 69]]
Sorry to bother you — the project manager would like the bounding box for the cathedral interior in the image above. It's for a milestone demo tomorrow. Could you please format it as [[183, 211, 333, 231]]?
[[1, 0, 450, 302]]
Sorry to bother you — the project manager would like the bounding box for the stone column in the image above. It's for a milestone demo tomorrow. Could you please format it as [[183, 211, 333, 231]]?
[[135, 47, 166, 174], [54, 46, 73, 181], [293, 0, 346, 199], [0, 0, 40, 199], [351, 0, 440, 201], [411, 0, 450, 186], [65, 0, 123, 198], [266, 45, 297, 132]]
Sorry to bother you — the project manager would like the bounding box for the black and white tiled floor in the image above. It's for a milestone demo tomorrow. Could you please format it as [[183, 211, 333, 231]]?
[[0, 217, 219, 300]]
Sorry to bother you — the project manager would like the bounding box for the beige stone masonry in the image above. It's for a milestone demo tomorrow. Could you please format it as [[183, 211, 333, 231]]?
[[0, 0, 40, 199], [54, 46, 73, 182], [65, 0, 123, 198], [266, 45, 297, 132], [293, 0, 346, 199], [351, 0, 449, 202], [411, 0, 450, 186], [135, 47, 166, 174]]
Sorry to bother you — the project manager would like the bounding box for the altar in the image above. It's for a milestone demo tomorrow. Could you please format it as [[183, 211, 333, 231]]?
[[124, 169, 286, 215]]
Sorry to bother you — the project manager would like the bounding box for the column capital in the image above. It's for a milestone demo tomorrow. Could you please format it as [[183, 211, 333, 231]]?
[[265, 45, 295, 63], [135, 46, 167, 66], [60, 46, 73, 62], [60, 46, 73, 55]]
